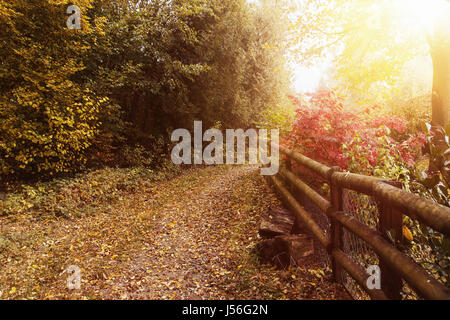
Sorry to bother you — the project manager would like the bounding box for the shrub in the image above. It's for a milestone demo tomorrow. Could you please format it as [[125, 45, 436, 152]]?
[[283, 92, 425, 173], [284, 92, 447, 288]]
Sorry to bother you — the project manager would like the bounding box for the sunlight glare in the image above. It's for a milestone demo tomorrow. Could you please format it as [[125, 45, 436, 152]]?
[[291, 64, 325, 93], [400, 0, 449, 33]]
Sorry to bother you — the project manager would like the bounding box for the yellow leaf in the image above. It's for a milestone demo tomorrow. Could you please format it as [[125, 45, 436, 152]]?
[[403, 226, 413, 241]]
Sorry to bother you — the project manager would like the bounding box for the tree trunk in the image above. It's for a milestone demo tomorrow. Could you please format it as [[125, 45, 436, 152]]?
[[430, 3, 450, 127]]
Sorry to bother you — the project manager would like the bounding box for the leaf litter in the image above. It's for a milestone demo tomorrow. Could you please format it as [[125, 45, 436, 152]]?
[[0, 166, 350, 300]]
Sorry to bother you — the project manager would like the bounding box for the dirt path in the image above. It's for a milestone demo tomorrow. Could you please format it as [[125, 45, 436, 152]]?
[[0, 166, 349, 300]]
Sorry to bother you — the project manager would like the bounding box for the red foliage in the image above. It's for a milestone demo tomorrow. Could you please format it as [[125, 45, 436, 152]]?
[[397, 133, 426, 166], [283, 92, 425, 170], [284, 92, 358, 168], [368, 116, 408, 134]]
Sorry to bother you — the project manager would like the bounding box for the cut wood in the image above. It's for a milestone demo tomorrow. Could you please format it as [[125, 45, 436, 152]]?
[[259, 206, 295, 238], [257, 235, 314, 269]]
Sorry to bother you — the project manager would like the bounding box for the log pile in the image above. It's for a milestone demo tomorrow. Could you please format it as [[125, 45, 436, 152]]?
[[257, 206, 314, 269]]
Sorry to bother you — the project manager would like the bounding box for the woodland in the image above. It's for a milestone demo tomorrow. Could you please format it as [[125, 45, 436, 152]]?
[[0, 0, 449, 300]]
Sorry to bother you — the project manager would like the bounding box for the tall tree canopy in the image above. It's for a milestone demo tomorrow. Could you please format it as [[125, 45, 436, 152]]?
[[0, 0, 290, 180], [0, 0, 106, 177]]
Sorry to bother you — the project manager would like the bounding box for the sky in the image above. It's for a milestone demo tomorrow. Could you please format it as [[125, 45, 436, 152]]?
[[289, 63, 327, 93], [247, 0, 327, 93]]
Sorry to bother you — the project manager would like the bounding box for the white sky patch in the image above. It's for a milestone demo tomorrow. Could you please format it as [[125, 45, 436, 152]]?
[[290, 63, 327, 93], [247, 0, 326, 93]]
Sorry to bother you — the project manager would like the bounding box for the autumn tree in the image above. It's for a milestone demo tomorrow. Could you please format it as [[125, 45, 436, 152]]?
[[0, 0, 108, 178], [430, 3, 450, 126], [290, 0, 450, 126], [0, 0, 291, 180], [85, 0, 290, 151]]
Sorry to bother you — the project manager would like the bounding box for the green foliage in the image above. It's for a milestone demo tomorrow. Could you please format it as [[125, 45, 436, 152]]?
[[85, 0, 289, 144], [254, 102, 295, 138], [84, 0, 212, 142], [189, 0, 290, 130]]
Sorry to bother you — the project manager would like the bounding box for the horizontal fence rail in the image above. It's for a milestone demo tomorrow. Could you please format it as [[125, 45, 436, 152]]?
[[267, 145, 450, 300]]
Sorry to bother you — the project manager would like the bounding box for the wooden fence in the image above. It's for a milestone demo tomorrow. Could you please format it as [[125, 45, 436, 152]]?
[[266, 145, 450, 300]]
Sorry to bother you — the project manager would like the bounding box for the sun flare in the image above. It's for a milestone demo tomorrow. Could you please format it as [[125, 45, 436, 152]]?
[[400, 0, 449, 31], [289, 0, 450, 94], [291, 64, 326, 93]]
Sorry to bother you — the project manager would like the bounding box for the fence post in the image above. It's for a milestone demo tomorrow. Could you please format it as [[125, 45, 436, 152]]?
[[377, 181, 403, 300], [283, 158, 292, 188], [285, 157, 301, 234], [330, 166, 344, 283]]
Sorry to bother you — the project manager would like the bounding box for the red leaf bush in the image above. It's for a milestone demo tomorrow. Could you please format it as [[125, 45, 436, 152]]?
[[282, 92, 425, 173]]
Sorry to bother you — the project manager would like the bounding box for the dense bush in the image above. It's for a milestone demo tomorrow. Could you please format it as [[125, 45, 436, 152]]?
[[0, 0, 110, 179], [0, 0, 289, 182], [283, 92, 425, 173], [405, 125, 450, 287]]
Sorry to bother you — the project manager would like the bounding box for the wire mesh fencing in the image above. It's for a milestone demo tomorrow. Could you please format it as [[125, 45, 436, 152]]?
[[341, 189, 380, 299]]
